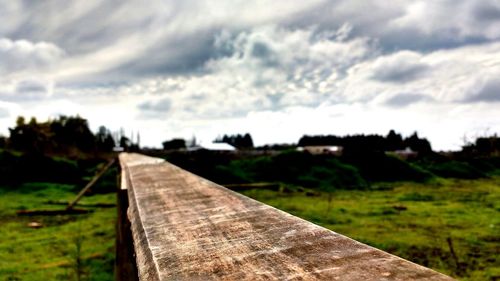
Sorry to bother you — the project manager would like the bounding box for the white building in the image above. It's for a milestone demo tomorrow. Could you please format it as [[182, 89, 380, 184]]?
[[297, 146, 343, 155], [188, 142, 236, 152]]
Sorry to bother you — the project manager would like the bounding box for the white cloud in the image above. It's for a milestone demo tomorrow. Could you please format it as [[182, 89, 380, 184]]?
[[198, 25, 374, 109], [0, 38, 65, 75], [390, 1, 500, 41], [0, 38, 61, 104], [50, 26, 499, 149], [1, 1, 500, 149], [128, 25, 370, 121], [0, 107, 9, 119], [339, 41, 500, 104]]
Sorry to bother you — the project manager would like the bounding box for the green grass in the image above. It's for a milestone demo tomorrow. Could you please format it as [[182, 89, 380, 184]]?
[[239, 177, 500, 281], [0, 183, 116, 281]]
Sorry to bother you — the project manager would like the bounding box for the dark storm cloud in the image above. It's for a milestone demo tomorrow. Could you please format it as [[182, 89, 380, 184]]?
[[138, 98, 172, 112], [370, 51, 429, 83], [376, 29, 490, 52], [250, 41, 280, 68], [466, 78, 500, 103], [385, 93, 432, 107], [1, 0, 499, 150], [16, 80, 47, 93], [1, 1, 223, 86], [282, 1, 500, 52], [0, 80, 50, 103], [472, 1, 500, 21], [373, 63, 428, 83], [111, 30, 218, 78], [3, 0, 500, 88], [4, 1, 160, 54]]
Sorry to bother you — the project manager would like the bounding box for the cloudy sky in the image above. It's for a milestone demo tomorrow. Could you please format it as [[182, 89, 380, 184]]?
[[1, 1, 500, 150]]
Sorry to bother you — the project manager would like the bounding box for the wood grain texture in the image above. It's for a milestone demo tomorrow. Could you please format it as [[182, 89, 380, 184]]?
[[120, 153, 455, 281]]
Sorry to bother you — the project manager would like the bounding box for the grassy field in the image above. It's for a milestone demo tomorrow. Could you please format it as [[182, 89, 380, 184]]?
[[239, 177, 500, 281], [1, 150, 498, 281], [0, 182, 116, 281]]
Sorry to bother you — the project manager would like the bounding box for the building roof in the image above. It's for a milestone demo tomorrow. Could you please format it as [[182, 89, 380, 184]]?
[[199, 142, 236, 151]]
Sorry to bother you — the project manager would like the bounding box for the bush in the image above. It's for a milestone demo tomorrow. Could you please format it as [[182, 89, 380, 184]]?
[[0, 150, 82, 185], [423, 161, 485, 179], [208, 151, 367, 189], [465, 157, 500, 176], [342, 152, 432, 182], [296, 160, 368, 190]]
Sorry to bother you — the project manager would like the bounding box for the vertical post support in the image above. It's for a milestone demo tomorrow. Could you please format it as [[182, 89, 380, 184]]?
[[115, 175, 138, 281]]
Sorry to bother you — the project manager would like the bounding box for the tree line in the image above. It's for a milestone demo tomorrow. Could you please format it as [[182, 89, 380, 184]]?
[[0, 115, 138, 156], [462, 135, 500, 156], [162, 133, 255, 150], [159, 129, 499, 156], [214, 134, 254, 149], [298, 130, 432, 154]]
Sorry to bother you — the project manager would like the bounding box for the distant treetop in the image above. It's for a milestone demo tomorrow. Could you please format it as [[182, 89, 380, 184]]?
[[298, 130, 432, 154], [214, 133, 254, 149], [7, 115, 117, 156]]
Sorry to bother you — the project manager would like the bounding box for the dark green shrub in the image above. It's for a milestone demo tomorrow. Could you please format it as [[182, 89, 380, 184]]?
[[424, 161, 485, 179], [0, 150, 82, 185], [465, 157, 500, 175], [208, 151, 367, 189], [343, 152, 432, 182]]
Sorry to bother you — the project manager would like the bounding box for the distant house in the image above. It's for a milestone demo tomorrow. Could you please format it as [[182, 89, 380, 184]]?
[[113, 146, 125, 152], [297, 145, 343, 155], [387, 147, 418, 159], [188, 142, 236, 152]]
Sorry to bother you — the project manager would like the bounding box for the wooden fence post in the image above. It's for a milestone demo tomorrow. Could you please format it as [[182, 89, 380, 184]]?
[[115, 172, 139, 281]]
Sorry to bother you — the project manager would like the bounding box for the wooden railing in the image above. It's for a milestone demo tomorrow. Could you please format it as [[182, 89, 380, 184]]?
[[117, 152, 454, 280]]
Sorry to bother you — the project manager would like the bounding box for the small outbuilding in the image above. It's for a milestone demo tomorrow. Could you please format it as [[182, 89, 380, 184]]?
[[188, 142, 236, 152], [297, 145, 343, 155], [387, 147, 418, 159]]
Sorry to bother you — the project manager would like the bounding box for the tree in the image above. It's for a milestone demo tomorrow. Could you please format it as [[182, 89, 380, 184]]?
[[242, 133, 254, 148], [9, 116, 51, 153], [8, 115, 116, 155], [162, 139, 186, 150], [187, 136, 197, 148], [0, 136, 6, 148], [120, 136, 131, 150], [49, 115, 95, 152], [472, 135, 500, 155], [95, 126, 116, 151], [16, 116, 25, 127], [65, 116, 95, 151], [219, 133, 254, 149], [104, 134, 116, 150], [404, 132, 432, 154], [386, 130, 404, 151]]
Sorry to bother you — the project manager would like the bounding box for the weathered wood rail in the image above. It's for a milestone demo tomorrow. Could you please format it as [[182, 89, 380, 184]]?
[[117, 153, 454, 280]]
